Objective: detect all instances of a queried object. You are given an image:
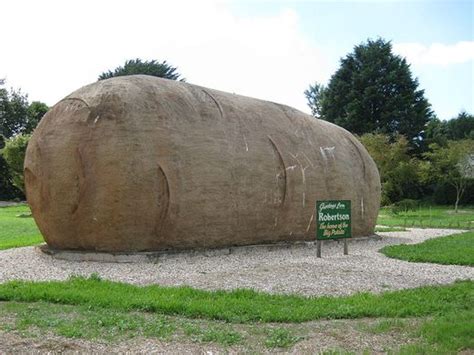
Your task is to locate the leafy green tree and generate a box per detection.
[304,82,326,118]
[0,155,21,199]
[425,111,474,149]
[25,101,49,134]
[0,134,20,199]
[1,134,31,193]
[0,81,48,138]
[359,133,422,205]
[422,140,474,212]
[0,80,47,199]
[0,86,29,138]
[425,111,474,145]
[424,117,449,147]
[322,38,432,148]
[98,59,184,81]
[445,111,474,140]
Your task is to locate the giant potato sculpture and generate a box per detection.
[25,75,381,252]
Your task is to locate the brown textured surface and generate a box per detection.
[24,75,381,252]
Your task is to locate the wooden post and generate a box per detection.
[316,240,322,258]
[343,238,348,255]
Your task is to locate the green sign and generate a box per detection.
[316,200,352,240]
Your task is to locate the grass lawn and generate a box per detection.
[381,231,474,266]
[0,205,42,250]
[377,205,474,229]
[0,277,472,353]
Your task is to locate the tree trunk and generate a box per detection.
[453,180,466,214]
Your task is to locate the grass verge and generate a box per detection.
[0,276,472,323]
[381,231,474,266]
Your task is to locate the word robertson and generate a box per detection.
[318,212,350,222]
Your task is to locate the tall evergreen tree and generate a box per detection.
[321,38,432,147]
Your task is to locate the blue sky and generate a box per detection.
[1,0,473,120]
[232,0,473,120]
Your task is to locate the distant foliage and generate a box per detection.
[0,80,47,199]
[0,152,21,199]
[98,59,185,81]
[304,82,326,118]
[422,140,474,212]
[25,101,49,134]
[390,199,419,215]
[0,86,29,138]
[425,111,474,147]
[0,82,48,139]
[359,133,423,205]
[1,134,31,193]
[320,38,432,149]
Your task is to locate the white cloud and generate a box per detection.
[0,0,329,113]
[394,41,474,66]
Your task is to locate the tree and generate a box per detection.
[1,134,31,193]
[445,111,474,140]
[422,140,474,212]
[0,86,29,138]
[424,116,449,147]
[321,38,432,148]
[0,81,48,138]
[304,82,326,118]
[98,59,185,81]
[424,111,474,151]
[0,80,47,199]
[359,133,422,205]
[0,134,21,199]
[25,101,49,134]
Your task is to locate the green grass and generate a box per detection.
[0,205,42,250]
[396,310,474,354]
[381,231,474,266]
[1,301,175,341]
[361,318,409,334]
[377,205,474,229]
[418,310,474,352]
[264,328,303,348]
[182,322,243,346]
[0,276,472,323]
[0,301,242,346]
[0,277,472,352]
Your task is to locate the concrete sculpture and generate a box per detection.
[25,75,381,252]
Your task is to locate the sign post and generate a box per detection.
[316,200,352,257]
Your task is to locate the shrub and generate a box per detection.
[391,199,419,214]
[1,134,31,193]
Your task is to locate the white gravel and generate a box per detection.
[0,228,472,296]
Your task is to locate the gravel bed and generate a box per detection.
[0,228,472,296]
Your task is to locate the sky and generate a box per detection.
[1,0,473,120]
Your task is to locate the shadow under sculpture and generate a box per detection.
[24,75,381,252]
